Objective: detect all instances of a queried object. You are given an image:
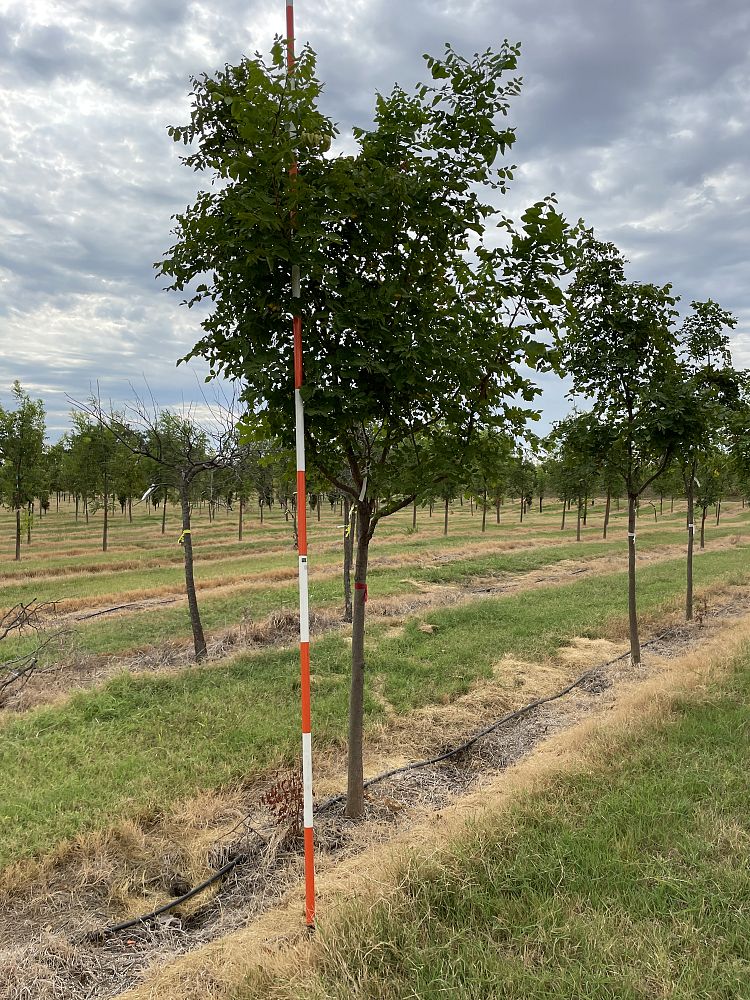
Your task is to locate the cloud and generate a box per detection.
[0,0,748,438]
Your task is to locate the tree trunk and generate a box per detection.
[519,495,524,523]
[259,501,264,524]
[102,483,109,553]
[539,494,543,513]
[603,487,611,539]
[660,495,663,515]
[85,496,89,524]
[128,497,133,523]
[346,503,372,817]
[27,502,32,545]
[343,497,353,623]
[582,493,588,526]
[686,474,695,621]
[15,507,21,561]
[161,491,168,535]
[496,499,500,524]
[75,495,79,522]
[560,502,566,530]
[238,496,244,541]
[715,499,721,526]
[317,496,321,522]
[482,489,487,533]
[179,481,207,661]
[412,501,417,530]
[443,497,449,536]
[576,496,582,542]
[627,493,641,667]
[700,505,707,550]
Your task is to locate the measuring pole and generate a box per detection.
[285,0,315,928]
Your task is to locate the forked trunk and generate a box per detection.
[627,493,641,667]
[179,480,207,661]
[346,502,373,818]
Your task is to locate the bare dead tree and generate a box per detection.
[0,600,62,707]
[72,387,243,662]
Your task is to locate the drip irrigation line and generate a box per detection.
[90,622,682,941]
[314,625,677,815]
[87,844,260,941]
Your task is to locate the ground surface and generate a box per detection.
[0,495,748,998]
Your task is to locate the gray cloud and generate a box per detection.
[0,0,748,436]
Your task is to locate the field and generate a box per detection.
[1,494,749,998]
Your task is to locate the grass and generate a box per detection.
[1,542,750,871]
[241,646,750,1000]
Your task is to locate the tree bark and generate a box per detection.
[179,480,207,661]
[346,502,372,817]
[603,487,611,539]
[343,497,353,623]
[102,484,109,553]
[627,493,641,667]
[686,472,695,621]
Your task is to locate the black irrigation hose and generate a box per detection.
[314,624,677,815]
[91,624,679,940]
[87,850,257,941]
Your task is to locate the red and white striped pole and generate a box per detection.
[285,0,315,928]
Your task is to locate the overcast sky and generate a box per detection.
[1,0,748,437]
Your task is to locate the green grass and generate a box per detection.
[242,648,750,1000]
[1,543,749,871]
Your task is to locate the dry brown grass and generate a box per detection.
[116,609,750,1000]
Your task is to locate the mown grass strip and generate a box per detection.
[248,648,750,999]
[0,544,748,871]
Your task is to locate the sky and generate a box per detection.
[0,0,748,438]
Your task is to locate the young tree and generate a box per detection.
[564,235,688,666]
[159,42,575,815]
[81,398,241,662]
[675,299,742,618]
[0,382,46,560]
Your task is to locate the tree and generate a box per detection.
[81,397,241,662]
[675,299,742,619]
[159,42,575,815]
[0,382,46,560]
[544,412,601,541]
[564,235,688,666]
